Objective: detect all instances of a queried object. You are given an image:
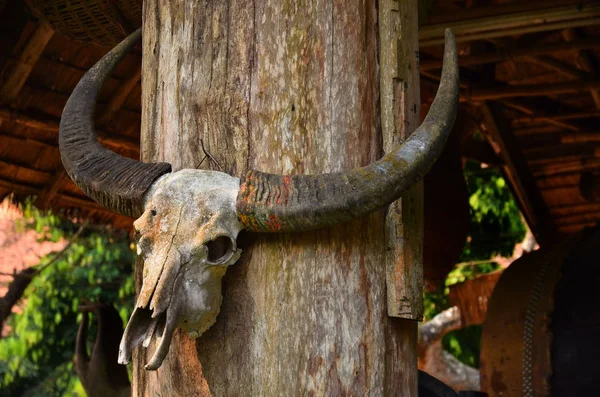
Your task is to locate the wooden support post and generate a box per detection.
[480,102,556,245]
[0,22,54,105]
[135,1,422,395]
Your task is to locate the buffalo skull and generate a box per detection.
[59,28,459,370]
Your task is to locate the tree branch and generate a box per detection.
[418,306,481,391]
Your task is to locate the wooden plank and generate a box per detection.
[381,0,424,321]
[420,37,600,71]
[420,2,600,46]
[480,102,556,245]
[0,22,54,105]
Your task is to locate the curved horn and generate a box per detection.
[59,29,171,218]
[237,28,459,232]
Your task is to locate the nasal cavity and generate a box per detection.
[206,236,234,264]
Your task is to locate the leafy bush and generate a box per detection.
[0,201,134,396]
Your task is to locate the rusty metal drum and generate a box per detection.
[480,226,600,396]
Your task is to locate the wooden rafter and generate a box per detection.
[562,28,600,109]
[513,110,600,126]
[0,176,133,225]
[428,0,587,25]
[480,102,556,245]
[466,79,600,101]
[524,55,588,80]
[99,65,141,125]
[35,169,66,210]
[0,1,32,78]
[0,22,54,105]
[422,69,582,131]
[420,2,600,46]
[532,158,600,177]
[420,38,600,70]
[0,107,140,152]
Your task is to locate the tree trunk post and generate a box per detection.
[135,1,421,395]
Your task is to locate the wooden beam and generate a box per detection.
[35,169,67,210]
[0,107,140,151]
[532,158,600,177]
[558,222,598,234]
[0,175,132,220]
[562,29,600,109]
[498,99,579,132]
[0,22,54,105]
[524,142,600,161]
[99,65,141,125]
[420,2,600,47]
[480,102,556,245]
[548,201,600,216]
[513,110,600,126]
[467,79,600,101]
[422,69,582,132]
[524,55,588,79]
[420,38,600,71]
[0,1,32,78]
[427,0,583,25]
[561,132,600,143]
[554,213,600,226]
[0,158,52,181]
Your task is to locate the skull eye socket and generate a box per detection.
[205,236,236,265]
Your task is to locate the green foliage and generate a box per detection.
[0,200,135,396]
[423,162,527,369]
[461,160,527,261]
[442,326,483,368]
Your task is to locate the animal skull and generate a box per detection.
[58,28,459,370]
[118,170,242,369]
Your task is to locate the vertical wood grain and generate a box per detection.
[137,1,419,395]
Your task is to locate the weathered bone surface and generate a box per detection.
[118,169,242,370]
[59,26,459,371]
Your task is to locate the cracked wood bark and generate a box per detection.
[136,1,419,395]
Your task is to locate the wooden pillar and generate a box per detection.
[135,1,420,395]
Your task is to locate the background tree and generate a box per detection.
[0,200,135,397]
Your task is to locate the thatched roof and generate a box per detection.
[0,0,599,238]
